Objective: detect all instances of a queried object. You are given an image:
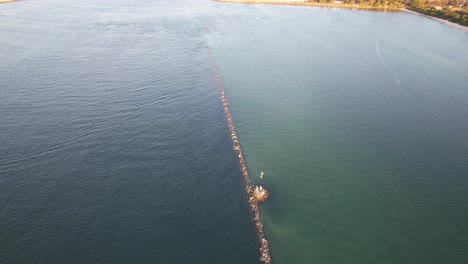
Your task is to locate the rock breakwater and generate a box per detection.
[207,44,272,264]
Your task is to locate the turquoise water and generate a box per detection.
[1,0,468,263]
[208,4,468,264]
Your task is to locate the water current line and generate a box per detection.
[206,32,272,264]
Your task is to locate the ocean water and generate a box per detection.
[1,0,468,264]
[0,1,258,263]
[208,4,468,264]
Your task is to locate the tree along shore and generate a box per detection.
[215,0,468,28]
[215,0,404,10]
[407,6,467,26]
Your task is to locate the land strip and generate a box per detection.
[405,8,468,31]
[214,0,468,30]
[215,0,403,11]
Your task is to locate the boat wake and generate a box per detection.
[375,39,401,86]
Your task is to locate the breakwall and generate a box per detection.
[207,44,272,264]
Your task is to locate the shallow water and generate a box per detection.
[1,0,468,264]
[208,4,468,264]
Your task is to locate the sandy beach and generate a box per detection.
[404,9,468,32]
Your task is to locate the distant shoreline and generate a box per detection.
[403,9,468,32]
[214,0,468,32]
[214,0,403,11]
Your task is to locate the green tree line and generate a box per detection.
[306,0,468,26]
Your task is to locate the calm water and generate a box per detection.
[1,0,468,264]
[208,4,468,264]
[0,1,259,263]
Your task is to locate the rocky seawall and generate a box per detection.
[207,42,272,264]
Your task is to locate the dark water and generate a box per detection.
[0,1,258,263]
[1,0,468,264]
